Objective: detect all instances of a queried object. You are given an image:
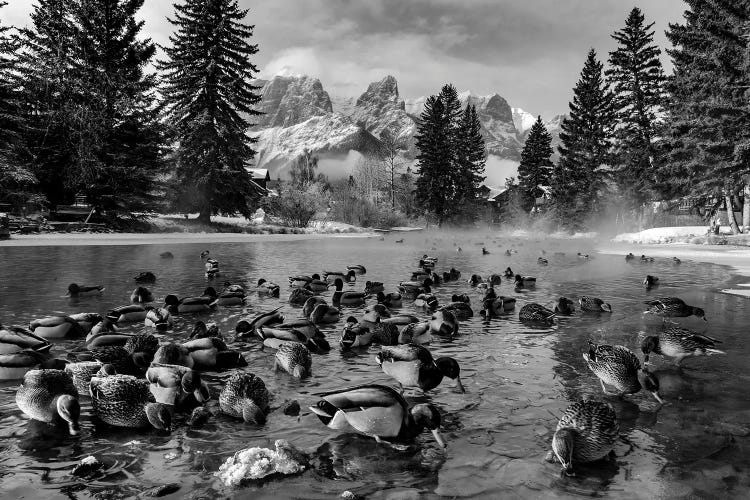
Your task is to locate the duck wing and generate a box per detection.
[377,344,432,364]
[318,384,407,412]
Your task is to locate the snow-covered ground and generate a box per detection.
[612,225,726,244]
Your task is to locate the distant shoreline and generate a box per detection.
[0,231,376,247]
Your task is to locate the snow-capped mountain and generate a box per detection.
[250,74,563,179]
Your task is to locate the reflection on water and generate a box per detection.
[1,235,749,498]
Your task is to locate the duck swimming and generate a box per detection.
[364,281,385,295]
[216,282,246,306]
[644,297,706,320]
[273,341,312,378]
[106,304,149,324]
[442,268,461,282]
[234,307,285,338]
[90,373,172,431]
[377,291,403,308]
[519,303,556,324]
[538,257,548,266]
[310,384,446,448]
[64,361,115,394]
[376,344,464,393]
[333,278,366,306]
[164,288,218,314]
[440,301,473,320]
[625,253,635,262]
[183,337,248,370]
[643,275,659,289]
[429,309,458,336]
[130,286,153,303]
[144,307,172,331]
[256,325,330,353]
[339,318,399,350]
[288,286,315,305]
[398,322,431,344]
[219,371,270,424]
[68,312,104,334]
[29,316,86,339]
[503,267,514,278]
[0,325,54,380]
[324,270,356,284]
[640,327,724,366]
[550,400,619,475]
[514,275,536,289]
[554,297,576,316]
[134,271,156,283]
[308,303,341,325]
[579,296,612,313]
[145,363,209,407]
[413,290,438,310]
[583,341,663,403]
[347,264,367,275]
[66,283,105,298]
[16,369,80,435]
[256,279,280,297]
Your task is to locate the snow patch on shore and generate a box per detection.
[612,226,727,244]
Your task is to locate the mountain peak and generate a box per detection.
[356,75,401,108]
[256,75,333,128]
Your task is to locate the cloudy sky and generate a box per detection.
[3,0,686,118]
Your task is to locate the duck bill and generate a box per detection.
[651,391,665,404]
[68,422,80,436]
[431,429,447,449]
[455,375,465,393]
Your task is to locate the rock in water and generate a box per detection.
[282,399,300,416]
[216,439,308,486]
[72,456,103,478]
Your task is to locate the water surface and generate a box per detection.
[0,235,748,499]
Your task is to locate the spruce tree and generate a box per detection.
[160,0,263,223]
[552,49,614,228]
[606,7,666,217]
[658,0,750,233]
[517,116,553,212]
[415,96,452,225]
[454,103,486,221]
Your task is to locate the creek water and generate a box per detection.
[0,235,747,499]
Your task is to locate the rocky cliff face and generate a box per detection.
[254,75,333,128]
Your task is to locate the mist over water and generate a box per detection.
[0,233,747,498]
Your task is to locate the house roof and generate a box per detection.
[245,168,270,181]
[486,186,508,201]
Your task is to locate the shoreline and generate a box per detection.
[597,241,750,298]
[0,231,376,247]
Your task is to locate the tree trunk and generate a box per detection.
[743,183,750,232]
[725,193,740,234]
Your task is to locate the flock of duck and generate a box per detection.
[0,246,726,477]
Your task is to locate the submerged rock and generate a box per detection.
[282,399,300,416]
[215,439,309,487]
[72,455,103,478]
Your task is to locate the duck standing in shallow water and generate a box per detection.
[579,296,612,313]
[644,297,706,320]
[310,384,446,448]
[549,399,619,475]
[16,369,80,435]
[640,327,724,366]
[376,344,464,393]
[219,371,270,424]
[66,283,105,298]
[583,341,663,403]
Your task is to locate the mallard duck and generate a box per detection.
[503,267,513,278]
[339,318,399,350]
[442,268,461,282]
[644,297,706,320]
[152,343,193,368]
[164,288,218,313]
[382,314,419,326]
[134,271,156,283]
[333,278,366,306]
[468,274,484,287]
[65,361,115,394]
[307,276,329,293]
[395,238,404,243]
[235,307,285,338]
[348,264,367,275]
[146,363,209,407]
[0,325,51,355]
[377,291,403,308]
[550,400,619,475]
[519,303,556,324]
[217,282,246,306]
[429,309,458,336]
[504,249,512,256]
[362,303,392,324]
[538,257,548,266]
[583,341,663,403]
[440,302,473,320]
[273,319,321,341]
[324,270,356,284]
[16,369,80,435]
[643,275,659,290]
[204,259,220,278]
[66,283,105,298]
[67,313,104,334]
[256,326,330,353]
[302,297,327,318]
[273,341,312,378]
[85,319,133,348]
[218,371,270,424]
[514,274,536,289]
[482,247,490,255]
[144,307,172,331]
[72,334,159,376]
[288,274,316,288]
[413,291,438,310]
[486,274,501,286]
[451,294,470,305]
[641,327,724,366]
[160,251,174,259]
[310,384,445,448]
[190,320,222,340]
[625,253,635,262]
[106,304,149,324]
[256,279,280,297]
[364,281,385,295]
[554,297,576,316]
[0,349,57,381]
[398,278,433,298]
[398,322,431,344]
[672,257,681,265]
[130,286,153,303]
[289,287,315,305]
[579,296,612,313]
[480,295,508,318]
[182,337,247,370]
[640,255,654,263]
[0,326,55,380]
[419,255,438,268]
[309,303,341,325]
[376,344,464,392]
[90,374,171,430]
[577,253,590,260]
[29,316,85,339]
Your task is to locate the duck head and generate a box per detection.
[410,403,446,448]
[430,310,458,336]
[131,286,153,302]
[97,363,117,376]
[435,357,464,393]
[363,304,391,323]
[145,402,172,431]
[640,335,659,365]
[57,394,81,436]
[202,287,218,300]
[638,369,663,403]
[551,428,575,475]
[339,317,362,351]
[200,250,209,259]
[333,278,345,291]
[67,283,81,296]
[191,321,207,339]
[599,302,612,313]
[691,306,707,321]
[164,294,180,310]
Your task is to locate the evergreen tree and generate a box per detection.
[657,0,750,233]
[160,0,263,223]
[517,116,553,212]
[454,103,486,221]
[551,49,614,228]
[414,96,453,225]
[606,7,666,217]
[0,1,40,211]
